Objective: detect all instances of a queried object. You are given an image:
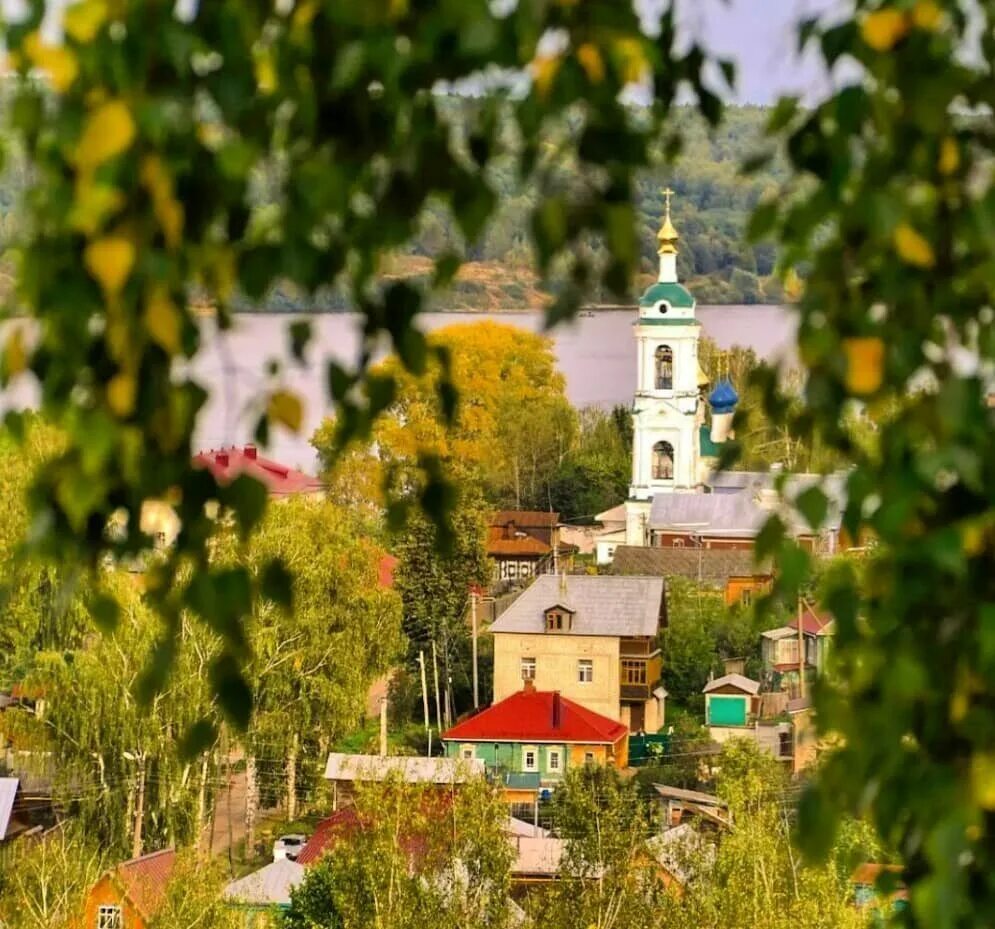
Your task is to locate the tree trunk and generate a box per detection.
[195,754,209,854]
[132,756,146,859]
[245,753,258,855]
[286,733,299,821]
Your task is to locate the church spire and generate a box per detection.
[656,188,679,283]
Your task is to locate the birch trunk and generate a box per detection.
[195,754,209,854]
[245,753,258,854]
[286,733,299,821]
[132,756,146,859]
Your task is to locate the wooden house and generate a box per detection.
[84,848,176,929]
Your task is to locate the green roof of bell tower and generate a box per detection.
[638,281,695,309]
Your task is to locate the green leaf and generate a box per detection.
[178,718,218,761]
[754,514,786,560]
[210,654,253,731]
[223,474,268,539]
[796,783,838,862]
[88,592,120,633]
[289,320,311,364]
[261,558,293,612]
[795,485,828,531]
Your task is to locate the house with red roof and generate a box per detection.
[84,847,176,929]
[760,600,835,685]
[193,445,324,497]
[487,510,576,584]
[441,683,628,814]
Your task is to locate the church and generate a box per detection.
[617,192,846,556]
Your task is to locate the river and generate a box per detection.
[3,305,796,470]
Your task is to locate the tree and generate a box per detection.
[148,851,241,929]
[281,777,514,929]
[0,825,105,929]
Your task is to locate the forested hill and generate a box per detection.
[0,104,784,310]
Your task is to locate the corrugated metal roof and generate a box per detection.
[0,778,18,840]
[224,859,305,906]
[509,835,566,876]
[702,673,760,695]
[323,753,484,784]
[611,545,766,582]
[488,574,664,638]
[112,848,176,920]
[491,511,559,528]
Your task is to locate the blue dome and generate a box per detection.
[709,379,739,413]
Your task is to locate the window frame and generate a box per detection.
[652,440,675,481]
[460,744,476,761]
[655,345,674,391]
[621,659,647,685]
[97,905,123,929]
[578,659,594,683]
[547,748,562,772]
[522,746,538,772]
[520,656,536,681]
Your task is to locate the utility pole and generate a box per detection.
[132,753,146,860]
[432,640,443,732]
[797,597,807,700]
[418,650,430,736]
[379,696,388,757]
[471,590,480,710]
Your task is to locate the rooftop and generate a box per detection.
[611,545,767,583]
[109,848,176,920]
[442,689,628,745]
[323,753,484,784]
[703,673,760,695]
[489,574,665,638]
[788,602,835,635]
[193,445,324,496]
[490,510,559,529]
[223,859,305,906]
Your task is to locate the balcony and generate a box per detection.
[619,652,662,702]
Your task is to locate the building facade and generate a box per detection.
[489,574,666,731]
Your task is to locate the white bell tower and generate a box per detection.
[625,189,704,545]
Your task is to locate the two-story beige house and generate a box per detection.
[489,575,667,732]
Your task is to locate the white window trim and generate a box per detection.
[578,659,593,684]
[547,748,562,772]
[460,744,475,760]
[522,746,538,772]
[521,657,536,681]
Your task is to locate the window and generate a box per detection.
[652,441,675,480]
[523,747,538,772]
[655,345,674,390]
[521,657,536,681]
[740,588,753,606]
[97,906,122,929]
[460,744,475,760]
[622,659,647,685]
[545,608,572,632]
[584,752,595,764]
[548,749,562,772]
[672,537,685,548]
[578,659,593,683]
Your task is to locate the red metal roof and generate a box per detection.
[490,510,559,529]
[193,445,324,496]
[486,527,551,557]
[788,603,834,635]
[442,689,627,745]
[296,808,362,865]
[112,848,176,919]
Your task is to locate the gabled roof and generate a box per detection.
[224,859,305,906]
[109,848,176,920]
[702,673,760,695]
[441,689,628,745]
[489,574,665,638]
[652,784,725,808]
[323,753,484,784]
[193,445,323,496]
[490,510,559,529]
[788,603,834,635]
[296,808,363,866]
[0,778,18,840]
[611,545,767,583]
[595,504,627,525]
[486,527,551,557]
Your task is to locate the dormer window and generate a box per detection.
[544,605,574,632]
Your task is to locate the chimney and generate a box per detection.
[552,691,562,729]
[244,443,258,460]
[216,451,229,468]
[523,679,536,695]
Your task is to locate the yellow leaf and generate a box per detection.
[842,337,885,396]
[84,236,136,296]
[145,288,182,355]
[107,372,136,417]
[861,9,909,51]
[972,753,995,809]
[254,50,277,96]
[4,328,27,377]
[912,0,943,30]
[70,180,125,235]
[78,100,136,172]
[64,0,109,43]
[141,156,184,249]
[24,33,79,93]
[612,38,649,85]
[531,55,561,99]
[894,223,936,268]
[939,136,960,175]
[961,520,986,556]
[268,390,303,433]
[577,43,605,84]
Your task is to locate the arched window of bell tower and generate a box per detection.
[652,441,675,480]
[655,345,673,391]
